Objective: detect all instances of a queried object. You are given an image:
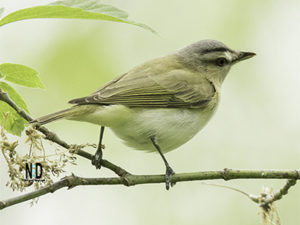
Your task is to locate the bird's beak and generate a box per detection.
[234,51,256,63]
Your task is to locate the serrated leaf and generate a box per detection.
[0,63,45,89]
[0,82,29,136]
[0,0,156,34]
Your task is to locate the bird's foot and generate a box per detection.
[165,166,175,190]
[92,150,102,169]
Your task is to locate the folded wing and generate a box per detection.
[69,56,216,108]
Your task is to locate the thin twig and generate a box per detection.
[260,179,297,209]
[0,88,32,122]
[0,169,300,210]
[201,179,297,207]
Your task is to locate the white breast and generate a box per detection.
[73,99,218,153]
[110,106,217,152]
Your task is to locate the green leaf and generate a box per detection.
[0,82,29,112]
[0,63,45,89]
[0,0,156,34]
[0,82,29,136]
[0,8,4,17]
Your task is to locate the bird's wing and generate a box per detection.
[69,56,216,108]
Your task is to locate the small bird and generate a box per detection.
[32,40,255,189]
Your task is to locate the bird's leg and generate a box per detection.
[92,126,105,169]
[150,136,175,190]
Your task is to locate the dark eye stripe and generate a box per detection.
[202,58,231,65]
[215,57,229,67]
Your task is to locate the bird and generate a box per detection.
[32,39,256,189]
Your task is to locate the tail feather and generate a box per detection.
[31,107,81,125]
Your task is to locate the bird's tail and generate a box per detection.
[30,106,86,125]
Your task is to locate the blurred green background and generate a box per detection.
[1,0,300,224]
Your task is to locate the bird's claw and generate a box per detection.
[92,151,102,169]
[165,166,175,190]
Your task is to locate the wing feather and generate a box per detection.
[69,56,216,108]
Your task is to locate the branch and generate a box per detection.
[0,87,299,212]
[0,87,130,177]
[259,179,297,209]
[0,169,299,210]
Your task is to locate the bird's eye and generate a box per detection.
[215,57,228,67]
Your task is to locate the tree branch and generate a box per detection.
[0,87,130,177]
[0,87,299,212]
[0,169,299,210]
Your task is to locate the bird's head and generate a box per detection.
[177,39,256,86]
